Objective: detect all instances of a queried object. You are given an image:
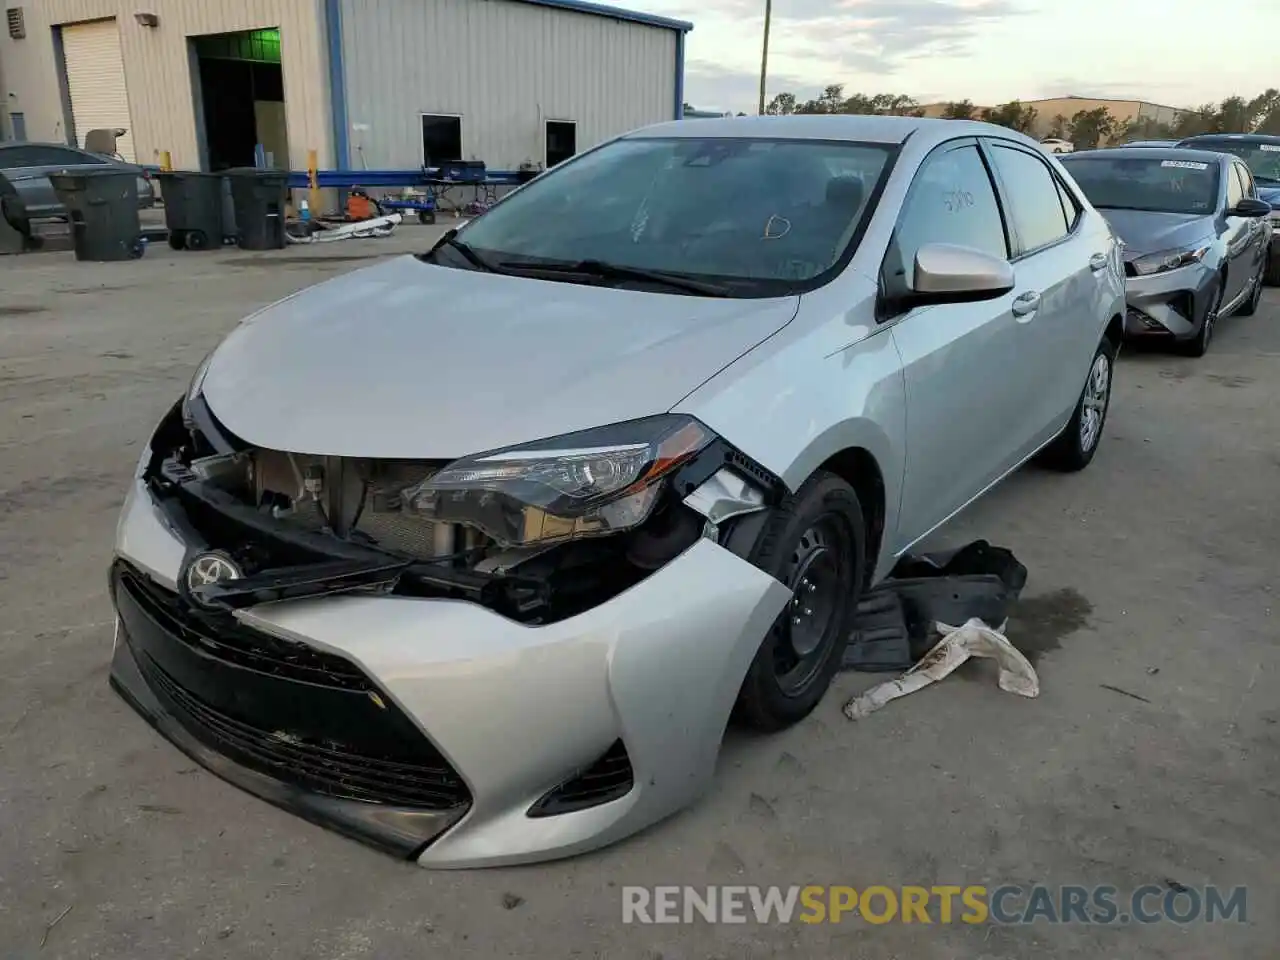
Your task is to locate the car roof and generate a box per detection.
[629,114,1040,148]
[1180,132,1280,144]
[1063,146,1228,164]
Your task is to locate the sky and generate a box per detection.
[597,0,1280,115]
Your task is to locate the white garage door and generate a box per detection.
[61,19,136,162]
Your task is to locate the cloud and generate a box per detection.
[683,61,810,114]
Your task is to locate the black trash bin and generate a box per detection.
[156,171,226,251]
[224,168,289,250]
[48,168,144,262]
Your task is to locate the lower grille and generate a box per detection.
[113,561,471,813]
[139,655,468,809]
[119,566,368,690]
[528,739,634,817]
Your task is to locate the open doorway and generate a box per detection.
[545,120,577,168]
[191,29,289,171]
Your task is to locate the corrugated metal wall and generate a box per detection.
[339,0,677,170]
[0,0,333,169]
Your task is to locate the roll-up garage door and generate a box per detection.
[61,19,136,162]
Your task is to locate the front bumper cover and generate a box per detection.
[1122,261,1217,339]
[110,475,790,867]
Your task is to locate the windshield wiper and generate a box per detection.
[422,229,497,272]
[496,258,730,296]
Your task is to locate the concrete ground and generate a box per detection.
[1,227,1276,959]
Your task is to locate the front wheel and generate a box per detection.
[733,472,865,732]
[1040,337,1116,472]
[1181,279,1222,358]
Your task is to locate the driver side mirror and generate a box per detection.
[902,243,1015,309]
[1231,197,1273,218]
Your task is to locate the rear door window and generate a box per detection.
[987,143,1071,254]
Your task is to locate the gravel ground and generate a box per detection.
[1,227,1276,959]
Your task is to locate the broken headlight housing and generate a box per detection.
[402,415,714,547]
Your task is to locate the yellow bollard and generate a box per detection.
[308,149,319,213]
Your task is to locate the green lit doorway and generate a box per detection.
[191,29,289,171]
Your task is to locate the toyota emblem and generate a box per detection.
[184,551,243,603]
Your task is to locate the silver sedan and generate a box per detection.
[110,115,1125,868]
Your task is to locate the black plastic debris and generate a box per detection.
[843,540,1028,672]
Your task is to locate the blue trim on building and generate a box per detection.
[510,0,692,33]
[324,0,350,169]
[674,30,685,119]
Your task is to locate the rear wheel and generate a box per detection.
[184,229,209,251]
[1238,263,1264,317]
[734,472,865,732]
[167,230,186,250]
[1040,336,1116,472]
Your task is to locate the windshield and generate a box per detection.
[1062,156,1220,214]
[444,136,895,296]
[1186,140,1280,184]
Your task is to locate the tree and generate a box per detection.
[941,100,977,120]
[1047,114,1069,140]
[1066,107,1115,148]
[980,100,1038,134]
[765,92,797,115]
[1117,116,1174,143]
[1172,104,1220,138]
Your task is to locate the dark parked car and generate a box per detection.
[1061,146,1272,356]
[1178,133,1280,284]
[0,141,155,220]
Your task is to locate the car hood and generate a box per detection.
[1099,209,1216,258]
[199,255,799,459]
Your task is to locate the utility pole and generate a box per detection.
[757,0,772,115]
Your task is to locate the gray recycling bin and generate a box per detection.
[224,168,289,250]
[48,168,144,261]
[156,171,227,250]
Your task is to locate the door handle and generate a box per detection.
[1012,291,1041,317]
[1089,252,1109,272]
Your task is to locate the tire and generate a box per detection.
[418,210,436,225]
[1265,252,1280,287]
[1180,277,1223,358]
[128,237,146,260]
[184,229,209,251]
[733,472,866,732]
[167,230,186,250]
[1040,336,1116,472]
[1237,262,1264,317]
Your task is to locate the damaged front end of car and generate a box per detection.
[142,390,786,621]
[110,383,798,865]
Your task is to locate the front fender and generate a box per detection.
[675,311,906,582]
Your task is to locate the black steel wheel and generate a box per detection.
[733,472,865,732]
[184,229,209,251]
[167,230,186,250]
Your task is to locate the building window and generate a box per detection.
[421,114,463,166]
[546,120,576,168]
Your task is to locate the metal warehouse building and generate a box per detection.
[0,0,692,174]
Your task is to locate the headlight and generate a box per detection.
[402,415,715,547]
[1130,244,1211,276]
